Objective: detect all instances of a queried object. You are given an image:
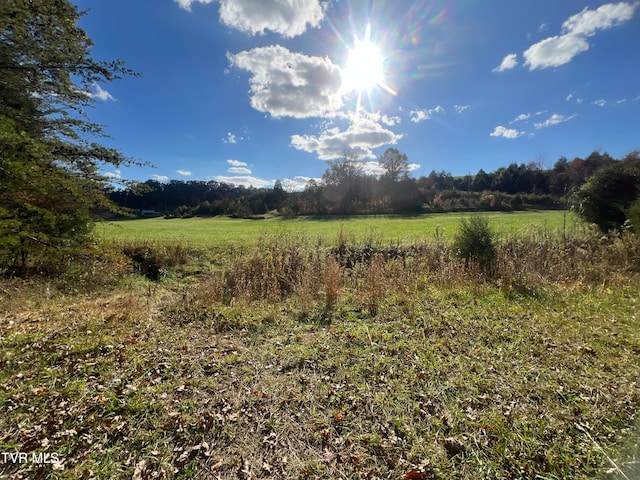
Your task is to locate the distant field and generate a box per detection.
[95,210,584,247]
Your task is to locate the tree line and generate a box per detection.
[107,149,632,219]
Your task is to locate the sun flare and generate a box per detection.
[340,25,385,93]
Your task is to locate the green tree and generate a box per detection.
[321,152,366,213]
[0,0,138,272]
[574,152,640,232]
[453,214,497,275]
[378,147,409,182]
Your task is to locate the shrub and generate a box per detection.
[453,215,497,275]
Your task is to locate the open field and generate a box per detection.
[2,216,640,479]
[95,211,582,248]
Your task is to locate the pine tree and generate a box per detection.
[0,0,138,273]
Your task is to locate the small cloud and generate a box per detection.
[616,98,627,104]
[228,167,252,174]
[593,99,607,107]
[454,104,470,114]
[226,159,251,174]
[534,113,577,129]
[492,53,518,72]
[227,159,249,168]
[214,175,274,188]
[222,129,248,144]
[176,169,192,176]
[410,106,444,123]
[566,93,574,101]
[490,125,524,139]
[510,113,531,124]
[223,132,237,144]
[281,176,320,192]
[380,114,401,126]
[104,169,122,179]
[524,34,590,70]
[90,83,116,102]
[174,0,214,11]
[151,175,169,182]
[538,23,549,33]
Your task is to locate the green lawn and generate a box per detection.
[95,210,583,247]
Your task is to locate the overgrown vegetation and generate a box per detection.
[2,224,640,479]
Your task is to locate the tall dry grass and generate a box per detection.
[163,228,639,324]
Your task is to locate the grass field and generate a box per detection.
[95,211,583,248]
[3,211,640,479]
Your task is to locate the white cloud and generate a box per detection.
[104,169,122,179]
[219,0,326,38]
[228,167,252,174]
[562,2,637,36]
[593,99,607,107]
[151,175,169,182]
[523,34,590,70]
[281,176,319,192]
[454,104,471,114]
[90,83,116,101]
[523,2,638,70]
[214,175,274,188]
[290,116,403,160]
[534,113,577,129]
[380,114,401,126]
[227,159,248,167]
[174,0,215,11]
[176,169,193,176]
[410,106,444,123]
[228,45,343,119]
[490,126,524,139]
[510,113,531,123]
[492,53,518,72]
[616,98,627,104]
[223,132,237,144]
[346,110,400,127]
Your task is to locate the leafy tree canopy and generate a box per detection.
[574,152,640,232]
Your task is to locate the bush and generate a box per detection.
[453,215,497,275]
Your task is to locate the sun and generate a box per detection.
[340,24,385,93]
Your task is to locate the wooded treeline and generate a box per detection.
[109,149,626,218]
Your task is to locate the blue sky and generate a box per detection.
[74,0,640,190]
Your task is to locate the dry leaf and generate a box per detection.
[403,469,426,480]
